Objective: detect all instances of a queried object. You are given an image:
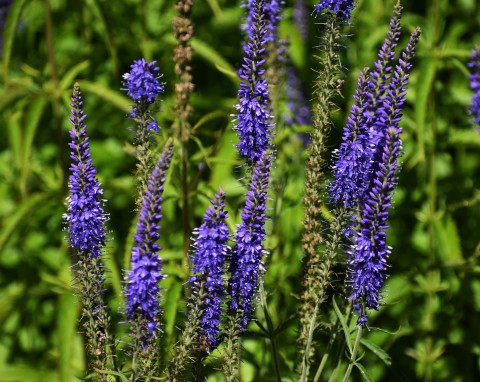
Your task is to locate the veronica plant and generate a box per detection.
[65,84,116,381]
[124,143,173,378]
[297,3,351,378]
[235,0,273,164]
[224,151,273,382]
[469,46,480,129]
[122,59,165,208]
[165,189,230,381]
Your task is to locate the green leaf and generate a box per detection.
[84,0,119,76]
[57,291,78,382]
[60,61,91,91]
[2,0,27,84]
[20,96,48,195]
[333,296,353,354]
[191,38,239,85]
[0,193,45,250]
[360,338,392,366]
[163,279,183,341]
[354,362,373,382]
[191,110,229,133]
[78,80,130,110]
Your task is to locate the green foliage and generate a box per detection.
[1,0,480,381]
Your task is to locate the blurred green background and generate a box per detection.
[1,0,480,381]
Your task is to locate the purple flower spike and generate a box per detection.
[235,0,273,163]
[228,151,272,330]
[329,69,372,207]
[314,0,355,20]
[125,144,174,338]
[123,59,164,104]
[190,190,230,348]
[469,47,480,128]
[348,127,401,323]
[65,84,107,258]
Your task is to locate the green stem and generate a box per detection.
[313,319,339,382]
[223,313,241,382]
[262,294,282,382]
[342,326,363,382]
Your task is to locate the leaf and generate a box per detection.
[360,338,392,366]
[2,0,27,84]
[414,57,437,166]
[191,110,229,132]
[163,279,183,340]
[20,96,47,195]
[0,193,44,250]
[354,362,373,382]
[60,61,91,91]
[84,0,119,76]
[190,38,239,85]
[78,80,130,110]
[57,291,78,382]
[333,296,353,354]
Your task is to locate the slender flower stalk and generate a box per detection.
[224,151,273,382]
[297,9,347,379]
[124,143,173,378]
[172,0,195,262]
[469,47,480,129]
[235,0,273,163]
[65,84,115,381]
[122,58,165,208]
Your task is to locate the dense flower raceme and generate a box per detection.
[228,152,272,329]
[329,7,420,322]
[469,47,480,128]
[347,127,401,326]
[293,0,308,41]
[124,144,173,338]
[122,58,164,131]
[314,0,355,20]
[65,84,107,258]
[235,0,273,163]
[189,190,230,348]
[329,4,403,208]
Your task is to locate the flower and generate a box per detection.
[125,144,173,338]
[228,151,272,329]
[328,4,421,324]
[314,0,355,20]
[189,190,230,348]
[468,47,480,128]
[65,84,107,258]
[122,59,164,104]
[347,127,401,324]
[235,0,273,163]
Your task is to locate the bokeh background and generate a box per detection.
[1,0,480,380]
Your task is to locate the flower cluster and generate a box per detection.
[329,3,421,324]
[228,151,272,329]
[123,59,164,132]
[189,190,230,348]
[65,84,107,258]
[235,0,273,163]
[469,47,480,128]
[314,0,355,20]
[124,144,173,338]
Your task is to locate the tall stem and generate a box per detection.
[342,326,363,382]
